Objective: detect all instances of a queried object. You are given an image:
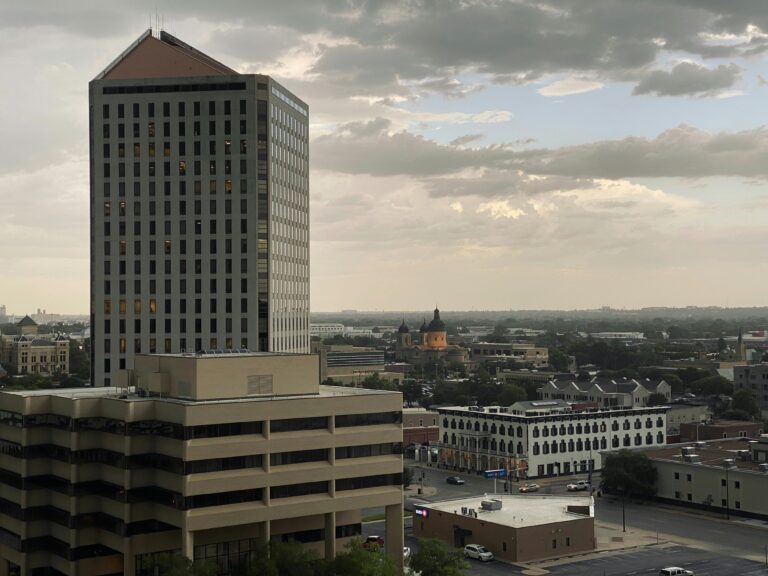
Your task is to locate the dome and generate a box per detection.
[398,319,410,334]
[427,308,446,332]
[419,319,428,333]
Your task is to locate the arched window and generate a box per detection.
[499,440,506,452]
[443,433,448,443]
[490,423,497,434]
[634,434,642,446]
[550,425,557,436]
[645,418,653,429]
[559,425,566,435]
[575,423,583,434]
[499,425,506,436]
[490,439,497,451]
[600,422,607,433]
[623,435,631,447]
[623,421,630,431]
[451,433,457,445]
[460,436,465,447]
[450,419,457,429]
[458,420,465,430]
[576,439,583,451]
[567,424,575,434]
[474,422,480,432]
[517,426,524,437]
[533,443,540,456]
[443,418,449,428]
[656,417,664,427]
[657,432,664,443]
[543,442,550,455]
[517,442,524,455]
[551,441,558,454]
[542,426,550,437]
[568,439,575,452]
[612,437,620,448]
[592,423,599,433]
[600,438,607,449]
[645,433,653,445]
[533,427,540,438]
[634,419,642,430]
[481,438,489,450]
[482,422,489,432]
[559,440,567,453]
[612,421,619,431]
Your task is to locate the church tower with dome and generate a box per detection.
[393,308,469,368]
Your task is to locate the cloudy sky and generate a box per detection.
[3,0,768,314]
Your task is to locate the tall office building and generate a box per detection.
[90,30,310,386]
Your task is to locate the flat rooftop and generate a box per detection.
[641,439,764,472]
[1,385,398,405]
[420,494,592,528]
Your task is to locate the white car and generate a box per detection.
[464,544,494,562]
[659,568,694,576]
[567,480,591,491]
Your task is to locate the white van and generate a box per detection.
[659,568,693,576]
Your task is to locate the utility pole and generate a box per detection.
[622,492,626,533]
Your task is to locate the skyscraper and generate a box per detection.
[90,30,310,386]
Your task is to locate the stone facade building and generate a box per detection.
[0,316,69,376]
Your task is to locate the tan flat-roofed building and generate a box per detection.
[413,494,594,562]
[0,352,404,576]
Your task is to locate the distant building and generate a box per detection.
[413,494,594,562]
[0,315,69,375]
[470,342,549,368]
[588,332,646,341]
[0,352,404,574]
[0,304,7,324]
[437,400,667,478]
[733,364,768,410]
[312,342,401,386]
[310,323,346,338]
[538,376,671,408]
[640,436,768,519]
[403,407,439,445]
[394,309,469,370]
[679,420,763,443]
[666,404,711,436]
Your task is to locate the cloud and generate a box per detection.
[632,62,742,97]
[538,77,604,97]
[477,200,526,220]
[450,134,484,147]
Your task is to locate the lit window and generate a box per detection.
[134,299,141,314]
[148,122,155,137]
[119,300,126,315]
[104,202,111,216]
[149,299,157,314]
[104,300,112,314]
[179,161,187,176]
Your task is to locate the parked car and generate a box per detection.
[463,544,494,562]
[446,476,465,485]
[659,568,694,576]
[363,535,384,550]
[567,480,591,491]
[519,483,540,493]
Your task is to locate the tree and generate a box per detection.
[265,540,320,576]
[689,375,732,396]
[325,540,395,576]
[600,450,658,499]
[548,348,571,372]
[497,383,527,406]
[646,393,668,407]
[145,553,217,576]
[68,339,90,380]
[661,373,684,394]
[403,466,414,488]
[409,539,468,576]
[731,389,760,418]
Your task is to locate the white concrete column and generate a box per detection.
[182,528,194,561]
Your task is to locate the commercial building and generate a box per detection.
[641,436,768,519]
[403,408,439,446]
[678,420,763,443]
[437,400,667,478]
[0,352,404,575]
[90,29,310,387]
[538,376,671,408]
[413,494,594,562]
[311,342,387,384]
[665,404,711,437]
[0,316,69,376]
[470,343,549,368]
[734,364,768,410]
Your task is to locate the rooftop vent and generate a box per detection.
[481,499,503,511]
[759,463,768,473]
[683,454,700,463]
[681,446,695,456]
[738,450,751,462]
[723,458,736,469]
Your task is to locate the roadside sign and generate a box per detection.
[483,469,507,479]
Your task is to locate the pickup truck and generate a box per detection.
[566,480,591,491]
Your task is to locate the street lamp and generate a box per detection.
[724,463,730,520]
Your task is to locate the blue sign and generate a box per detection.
[483,469,507,479]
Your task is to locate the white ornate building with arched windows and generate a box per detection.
[437,400,667,479]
